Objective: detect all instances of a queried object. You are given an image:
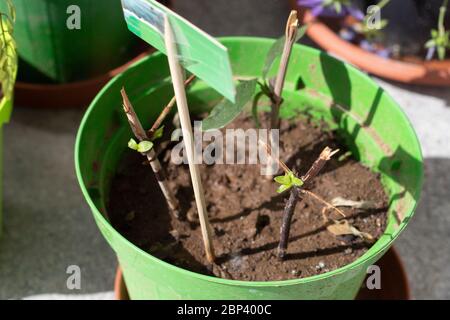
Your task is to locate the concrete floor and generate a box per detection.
[1,0,450,300]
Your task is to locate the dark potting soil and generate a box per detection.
[107,115,388,281]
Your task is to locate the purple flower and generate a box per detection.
[339,27,357,41]
[360,40,391,58]
[297,0,364,20]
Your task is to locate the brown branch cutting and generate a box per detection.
[121,88,180,216]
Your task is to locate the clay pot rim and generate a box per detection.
[14,51,151,108]
[15,51,148,90]
[291,1,450,86]
[113,247,411,300]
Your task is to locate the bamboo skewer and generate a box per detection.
[164,16,215,263]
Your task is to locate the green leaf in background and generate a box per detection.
[137,140,154,153]
[262,25,307,80]
[438,45,446,60]
[0,0,17,99]
[262,36,286,80]
[201,79,258,131]
[425,0,450,61]
[296,25,307,41]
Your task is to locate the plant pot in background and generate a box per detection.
[12,0,169,108]
[75,37,423,299]
[291,0,450,86]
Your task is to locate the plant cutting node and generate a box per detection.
[276,146,339,260]
[120,87,180,216]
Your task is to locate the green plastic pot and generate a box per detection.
[75,37,423,299]
[13,0,139,83]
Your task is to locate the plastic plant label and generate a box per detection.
[121,0,236,102]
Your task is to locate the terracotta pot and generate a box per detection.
[291,0,450,86]
[14,51,151,109]
[114,248,410,300]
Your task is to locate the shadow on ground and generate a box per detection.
[0,107,116,299]
[396,157,450,300]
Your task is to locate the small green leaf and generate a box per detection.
[152,125,165,141]
[263,36,286,79]
[274,174,291,185]
[275,171,303,193]
[262,26,306,80]
[201,79,258,131]
[137,141,154,153]
[291,176,304,187]
[128,138,139,151]
[277,184,292,194]
[296,25,307,42]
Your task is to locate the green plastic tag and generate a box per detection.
[121,0,236,102]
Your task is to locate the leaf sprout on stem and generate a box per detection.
[259,140,345,260]
[121,88,180,217]
[425,0,450,60]
[200,11,307,132]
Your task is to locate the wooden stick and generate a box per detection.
[164,16,215,263]
[270,10,299,129]
[148,74,196,138]
[277,186,300,260]
[120,88,180,216]
[266,11,299,178]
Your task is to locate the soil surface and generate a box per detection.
[107,115,388,281]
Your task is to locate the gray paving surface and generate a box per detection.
[1,0,449,300]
